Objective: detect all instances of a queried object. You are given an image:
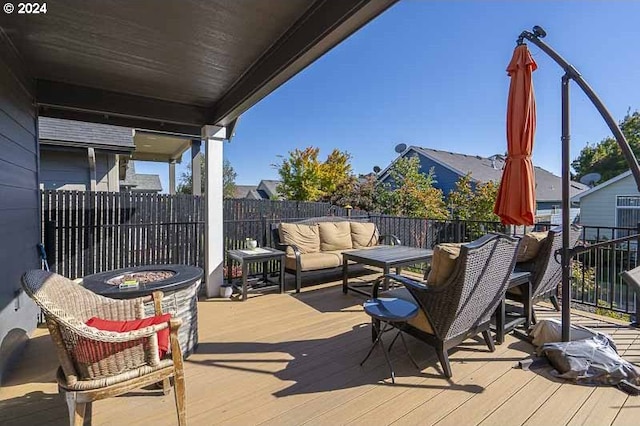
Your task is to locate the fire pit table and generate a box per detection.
[82,264,203,357]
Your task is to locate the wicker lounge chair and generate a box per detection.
[506,225,582,325]
[21,270,186,426]
[373,234,519,378]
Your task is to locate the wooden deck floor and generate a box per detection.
[1,269,640,425]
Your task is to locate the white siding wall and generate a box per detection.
[579,174,639,240]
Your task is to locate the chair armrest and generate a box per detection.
[276,242,302,256]
[80,320,170,343]
[372,273,437,298]
[379,234,401,245]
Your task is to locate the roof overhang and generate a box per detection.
[570,170,632,203]
[1,0,398,137]
[132,131,192,163]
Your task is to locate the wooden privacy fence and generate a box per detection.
[42,190,206,279]
[41,193,365,279]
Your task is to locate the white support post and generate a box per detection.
[202,125,226,297]
[169,160,176,195]
[191,139,202,196]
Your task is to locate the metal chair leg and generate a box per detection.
[387,329,401,352]
[399,331,420,371]
[361,321,396,383]
[361,322,385,367]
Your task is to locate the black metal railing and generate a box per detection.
[571,225,639,321]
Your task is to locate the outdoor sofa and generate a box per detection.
[272,216,400,293]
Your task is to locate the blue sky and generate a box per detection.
[137,0,640,190]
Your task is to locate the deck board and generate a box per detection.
[1,271,639,426]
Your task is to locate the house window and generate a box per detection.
[616,196,640,232]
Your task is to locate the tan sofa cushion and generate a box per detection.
[426,243,463,286]
[350,222,379,249]
[380,288,433,334]
[285,252,342,271]
[279,223,320,256]
[318,222,353,251]
[516,231,548,262]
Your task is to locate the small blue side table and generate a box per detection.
[361,297,420,383]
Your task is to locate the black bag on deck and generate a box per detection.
[541,335,640,395]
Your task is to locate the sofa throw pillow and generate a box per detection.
[516,231,548,262]
[85,313,171,359]
[426,243,463,286]
[279,223,320,256]
[318,221,353,251]
[350,222,379,248]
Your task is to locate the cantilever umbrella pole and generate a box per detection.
[518,26,640,342]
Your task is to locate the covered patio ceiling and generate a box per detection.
[132,131,192,163]
[0,0,399,136]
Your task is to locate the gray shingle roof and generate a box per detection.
[120,162,162,192]
[39,117,134,151]
[258,180,281,198]
[129,174,162,192]
[410,146,588,202]
[231,181,281,199]
[233,185,258,199]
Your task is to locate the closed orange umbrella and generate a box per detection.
[494,44,538,225]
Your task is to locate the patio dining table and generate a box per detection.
[342,245,434,296]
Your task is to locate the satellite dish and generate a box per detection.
[579,172,602,187]
[373,166,381,173]
[394,143,407,153]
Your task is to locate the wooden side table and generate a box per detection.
[227,247,286,301]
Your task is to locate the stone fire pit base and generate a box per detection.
[82,264,204,357]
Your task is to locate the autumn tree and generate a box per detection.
[177,159,237,198]
[572,110,640,183]
[275,147,352,201]
[448,174,500,221]
[376,157,447,219]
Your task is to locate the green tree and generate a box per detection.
[448,174,500,221]
[376,157,447,219]
[322,174,379,212]
[275,147,352,201]
[177,159,237,198]
[572,110,640,183]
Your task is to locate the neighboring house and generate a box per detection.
[379,146,588,216]
[38,117,188,193]
[39,117,134,191]
[232,180,282,200]
[120,162,163,193]
[571,170,640,240]
[233,185,259,199]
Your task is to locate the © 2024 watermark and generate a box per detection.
[4,2,47,14]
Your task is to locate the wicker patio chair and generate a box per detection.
[372,234,519,378]
[506,225,582,325]
[21,270,186,426]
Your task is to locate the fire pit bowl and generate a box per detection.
[82,264,203,357]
